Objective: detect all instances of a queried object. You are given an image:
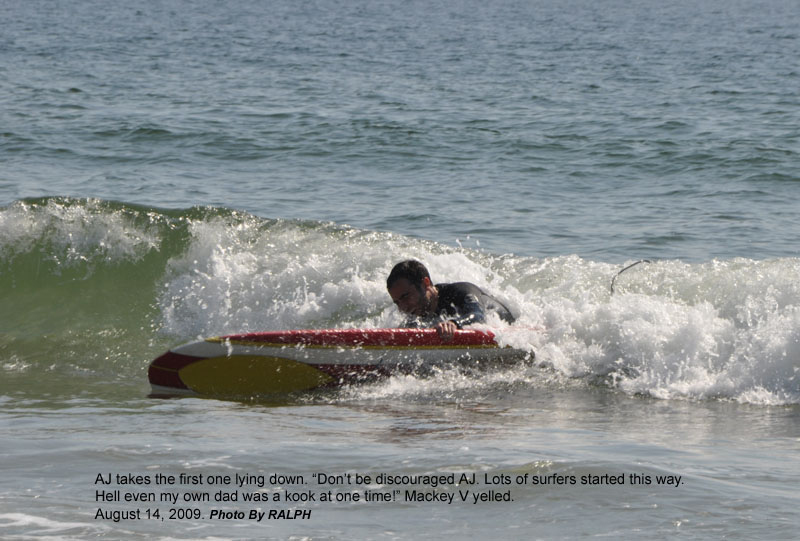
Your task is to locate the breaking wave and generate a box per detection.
[2,197,798,405]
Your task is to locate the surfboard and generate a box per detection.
[148,328,527,396]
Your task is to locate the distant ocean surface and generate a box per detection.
[1,0,798,539]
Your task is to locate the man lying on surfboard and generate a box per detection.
[387,260,516,341]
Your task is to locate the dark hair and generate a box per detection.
[386,260,431,290]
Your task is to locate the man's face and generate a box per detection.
[388,278,433,317]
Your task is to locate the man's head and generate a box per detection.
[387,260,437,317]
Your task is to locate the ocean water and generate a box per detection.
[1,0,799,539]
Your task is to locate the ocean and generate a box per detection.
[1,0,798,539]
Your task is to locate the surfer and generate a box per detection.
[387,260,515,341]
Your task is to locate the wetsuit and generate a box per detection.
[406,282,515,329]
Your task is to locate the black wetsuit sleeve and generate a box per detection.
[435,282,516,327]
[435,283,491,328]
[448,293,486,328]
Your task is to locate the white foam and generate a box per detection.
[518,258,800,405]
[2,355,31,373]
[337,362,544,402]
[0,512,106,539]
[0,199,160,265]
[159,218,397,336]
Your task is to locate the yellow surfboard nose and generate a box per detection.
[179,355,334,395]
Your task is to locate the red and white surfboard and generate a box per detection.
[148,328,527,396]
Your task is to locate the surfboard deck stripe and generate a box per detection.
[213,328,499,347]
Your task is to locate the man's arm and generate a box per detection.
[435,293,486,341]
